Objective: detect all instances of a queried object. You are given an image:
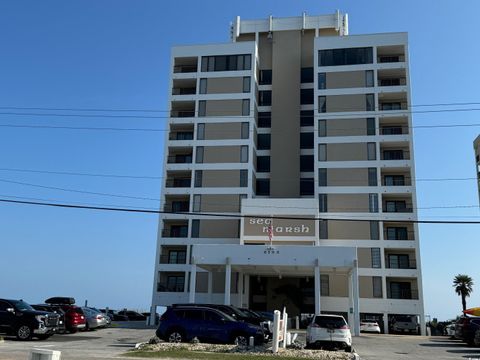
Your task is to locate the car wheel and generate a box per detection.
[233,334,248,346]
[16,325,32,340]
[85,322,90,331]
[167,330,183,343]
[345,345,352,353]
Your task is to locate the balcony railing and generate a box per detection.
[173,65,197,73]
[167,155,192,164]
[157,282,185,292]
[384,230,415,241]
[386,259,417,269]
[382,177,411,186]
[388,289,418,300]
[379,78,406,87]
[172,88,196,95]
[163,202,189,213]
[165,178,191,188]
[169,132,194,141]
[159,255,187,264]
[378,55,404,63]
[162,228,188,238]
[381,151,410,160]
[380,102,408,111]
[171,110,195,118]
[383,206,413,213]
[380,127,407,135]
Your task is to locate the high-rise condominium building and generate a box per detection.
[151,12,425,335]
[474,135,480,202]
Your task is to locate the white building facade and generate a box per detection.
[151,13,425,335]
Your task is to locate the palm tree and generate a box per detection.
[453,274,474,312]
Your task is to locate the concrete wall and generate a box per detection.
[359,276,375,298]
[206,77,245,94]
[358,248,372,268]
[326,71,365,89]
[203,146,241,163]
[327,168,369,186]
[328,194,370,213]
[199,194,242,213]
[205,99,244,116]
[198,219,240,238]
[326,143,368,161]
[326,118,368,137]
[202,170,241,187]
[327,220,372,240]
[204,123,242,140]
[326,94,366,113]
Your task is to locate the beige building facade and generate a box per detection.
[152,13,425,335]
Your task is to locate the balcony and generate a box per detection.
[378,92,407,112]
[159,246,187,264]
[163,201,189,213]
[165,178,191,188]
[379,116,409,136]
[381,168,412,186]
[382,195,413,213]
[387,278,418,300]
[383,222,415,240]
[167,154,192,164]
[172,78,197,95]
[385,251,417,269]
[162,222,188,238]
[173,57,197,73]
[378,69,406,87]
[380,142,410,161]
[388,288,418,300]
[377,45,405,63]
[171,101,195,118]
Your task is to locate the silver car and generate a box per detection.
[82,307,108,330]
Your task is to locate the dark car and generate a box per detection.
[455,317,472,341]
[457,317,480,345]
[32,304,67,334]
[156,305,264,346]
[44,297,86,333]
[99,309,129,321]
[0,299,59,340]
[117,310,147,321]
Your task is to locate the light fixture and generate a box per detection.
[267,31,273,40]
[278,274,282,280]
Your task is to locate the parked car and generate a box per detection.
[117,310,147,321]
[391,315,419,334]
[142,312,160,324]
[0,299,59,340]
[360,321,381,333]
[32,304,67,334]
[99,309,129,321]
[306,314,352,352]
[240,308,273,338]
[82,307,108,330]
[156,305,264,345]
[44,297,86,333]
[445,323,456,337]
[455,317,480,345]
[455,317,472,340]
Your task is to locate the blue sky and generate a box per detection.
[0,0,479,320]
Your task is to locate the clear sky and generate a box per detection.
[0,0,479,321]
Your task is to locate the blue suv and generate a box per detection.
[156,305,264,346]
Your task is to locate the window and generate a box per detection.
[240,145,248,163]
[318,120,327,137]
[319,220,328,239]
[300,132,314,149]
[385,200,407,213]
[241,122,249,139]
[319,47,373,67]
[198,100,206,116]
[365,70,374,87]
[300,110,314,127]
[194,170,202,187]
[318,144,327,161]
[384,175,405,186]
[197,123,205,140]
[257,134,271,150]
[191,220,200,237]
[259,70,272,85]
[370,221,379,240]
[318,73,326,90]
[257,156,270,172]
[300,155,314,172]
[320,274,329,296]
[199,78,207,94]
[318,168,327,186]
[368,168,377,186]
[243,77,251,93]
[168,250,186,264]
[371,248,381,268]
[195,146,204,163]
[201,54,251,72]
[367,142,376,160]
[383,150,404,160]
[381,102,402,110]
[318,96,326,113]
[166,276,185,292]
[205,310,223,322]
[388,254,410,269]
[369,193,379,213]
[242,99,250,116]
[170,225,188,237]
[386,227,408,240]
[300,89,314,105]
[372,277,382,298]
[258,91,272,106]
[300,178,314,195]
[319,194,328,212]
[382,126,403,135]
[258,112,271,128]
[367,118,375,135]
[366,94,375,111]
[301,67,314,83]
[240,170,248,187]
[256,179,270,196]
[192,195,201,212]
[184,309,203,320]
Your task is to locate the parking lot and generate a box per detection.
[1,328,480,360]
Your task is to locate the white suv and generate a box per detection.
[306,314,352,352]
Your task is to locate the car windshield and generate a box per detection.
[314,316,346,329]
[12,300,34,311]
[395,316,413,322]
[216,310,236,322]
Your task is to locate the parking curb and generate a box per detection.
[0,336,4,343]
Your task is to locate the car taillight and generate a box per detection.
[340,325,350,329]
[96,315,102,320]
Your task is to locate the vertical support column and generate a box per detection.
[207,271,213,303]
[347,271,354,327]
[244,275,250,308]
[352,259,360,336]
[189,257,197,303]
[149,305,157,326]
[383,312,389,334]
[225,257,231,305]
[314,258,321,314]
[184,245,191,294]
[238,272,244,307]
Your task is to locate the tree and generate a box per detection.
[453,274,474,312]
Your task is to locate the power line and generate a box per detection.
[2,197,480,224]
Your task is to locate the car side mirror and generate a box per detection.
[6,308,15,314]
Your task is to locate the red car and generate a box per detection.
[45,297,86,333]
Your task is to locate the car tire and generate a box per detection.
[167,329,184,343]
[232,333,248,346]
[345,345,352,353]
[85,322,90,331]
[69,328,77,334]
[16,325,32,340]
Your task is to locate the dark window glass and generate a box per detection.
[191,220,200,237]
[258,112,271,128]
[384,175,405,186]
[300,178,314,196]
[320,275,329,296]
[366,94,375,111]
[214,56,227,71]
[300,132,314,149]
[259,91,272,106]
[227,55,237,71]
[242,99,250,116]
[381,126,403,135]
[194,170,202,187]
[200,54,251,72]
[256,179,270,196]
[318,73,326,89]
[257,134,271,150]
[300,110,314,127]
[368,168,377,186]
[319,220,328,239]
[367,118,375,135]
[318,168,327,186]
[240,170,248,187]
[319,194,328,212]
[184,309,203,320]
[259,70,272,85]
[300,155,314,172]
[257,156,270,172]
[370,221,379,240]
[300,89,314,105]
[301,67,314,83]
[319,96,326,113]
[319,47,373,66]
[383,150,404,160]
